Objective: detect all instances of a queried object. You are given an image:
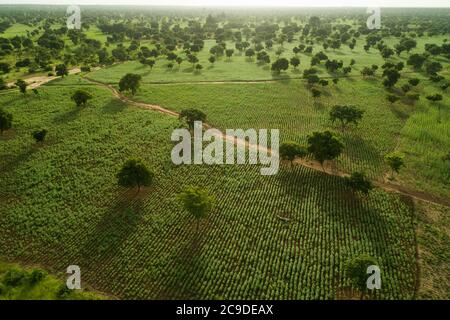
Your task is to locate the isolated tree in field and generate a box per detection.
[382,68,401,88]
[179,109,206,130]
[271,58,289,74]
[311,88,321,98]
[330,105,364,128]
[117,158,154,192]
[345,172,373,195]
[245,48,255,60]
[290,57,300,69]
[195,64,203,73]
[384,151,405,177]
[32,129,47,143]
[425,61,442,76]
[426,93,443,121]
[15,79,27,94]
[119,73,142,95]
[307,131,344,170]
[225,49,234,60]
[187,54,199,67]
[55,64,68,77]
[208,56,216,65]
[71,90,92,107]
[386,94,400,104]
[0,108,13,134]
[279,141,308,167]
[178,186,214,234]
[408,78,420,87]
[176,57,183,68]
[344,254,378,300]
[407,53,426,70]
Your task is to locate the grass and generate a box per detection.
[0,77,419,299]
[0,261,105,300]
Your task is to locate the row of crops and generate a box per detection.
[0,80,417,299]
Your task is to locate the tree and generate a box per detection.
[344,254,378,299]
[55,64,68,77]
[345,172,373,195]
[195,64,203,73]
[178,186,214,234]
[245,48,255,60]
[119,73,142,95]
[386,94,400,104]
[176,57,183,68]
[0,108,13,134]
[385,151,405,177]
[271,58,289,74]
[208,56,216,65]
[311,88,321,98]
[290,57,300,69]
[407,53,426,69]
[279,141,307,167]
[425,61,442,75]
[117,158,154,192]
[225,49,234,60]
[71,90,92,107]
[187,54,199,67]
[307,131,344,170]
[408,78,420,86]
[179,109,206,130]
[381,47,394,59]
[329,105,364,128]
[15,79,27,94]
[32,129,47,143]
[382,68,401,88]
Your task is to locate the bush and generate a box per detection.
[3,268,28,287]
[29,269,47,285]
[32,129,48,142]
[56,283,71,299]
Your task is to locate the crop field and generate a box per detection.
[0,5,449,302]
[0,82,417,299]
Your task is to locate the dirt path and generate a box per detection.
[83,76,450,208]
[7,68,82,90]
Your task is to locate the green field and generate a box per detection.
[0,80,420,299]
[0,6,449,300]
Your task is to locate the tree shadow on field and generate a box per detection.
[77,188,145,268]
[52,107,82,124]
[160,217,211,299]
[0,147,37,172]
[102,98,126,114]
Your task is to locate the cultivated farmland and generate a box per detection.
[0,5,448,300]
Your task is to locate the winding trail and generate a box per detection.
[82,76,450,208]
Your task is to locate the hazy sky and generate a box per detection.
[0,0,449,7]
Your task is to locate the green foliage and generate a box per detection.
[345,172,373,195]
[71,90,93,107]
[119,73,142,95]
[279,141,307,165]
[0,108,13,134]
[117,158,154,191]
[178,186,214,230]
[385,151,405,175]
[32,129,47,142]
[307,131,344,167]
[55,64,68,77]
[15,79,27,94]
[329,105,364,128]
[179,108,206,130]
[344,254,378,294]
